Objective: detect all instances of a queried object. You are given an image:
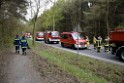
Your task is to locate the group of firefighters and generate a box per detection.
[14,34,30,55]
[86,36,110,52]
[14,34,110,54]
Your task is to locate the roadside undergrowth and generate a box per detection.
[28,40,124,83]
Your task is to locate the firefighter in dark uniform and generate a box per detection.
[21,36,28,55]
[14,35,21,54]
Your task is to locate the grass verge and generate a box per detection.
[28,40,124,83]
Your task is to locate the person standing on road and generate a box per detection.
[96,36,102,52]
[86,36,90,49]
[104,36,110,52]
[98,36,102,44]
[21,36,28,55]
[14,34,21,54]
[93,36,97,49]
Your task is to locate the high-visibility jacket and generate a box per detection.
[14,37,21,46]
[86,38,90,46]
[96,40,102,47]
[93,37,97,44]
[21,38,28,48]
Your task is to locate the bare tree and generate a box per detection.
[48,0,62,31]
[49,0,56,31]
[29,0,42,46]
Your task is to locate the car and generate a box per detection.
[44,31,60,44]
[60,32,87,49]
[35,32,44,41]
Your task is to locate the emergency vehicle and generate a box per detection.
[23,32,32,38]
[35,32,44,41]
[109,28,124,61]
[60,32,87,49]
[44,31,60,44]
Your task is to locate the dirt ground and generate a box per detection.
[0,49,81,83]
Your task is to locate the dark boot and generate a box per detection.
[24,52,26,55]
[17,50,20,54]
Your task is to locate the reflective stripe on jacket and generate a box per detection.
[21,39,28,48]
[14,38,21,46]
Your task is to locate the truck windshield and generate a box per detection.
[72,33,84,39]
[38,32,44,36]
[51,31,59,36]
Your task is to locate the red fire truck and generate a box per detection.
[109,28,124,61]
[23,32,32,38]
[60,32,87,49]
[35,32,44,41]
[44,31,60,44]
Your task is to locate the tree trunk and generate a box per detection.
[1,21,5,50]
[106,0,110,36]
[32,22,36,46]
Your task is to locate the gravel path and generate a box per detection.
[6,51,42,83]
[1,49,81,83]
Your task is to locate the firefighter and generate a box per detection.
[21,36,28,55]
[96,36,102,52]
[98,36,102,44]
[93,36,97,49]
[104,36,110,52]
[86,36,90,49]
[14,34,21,54]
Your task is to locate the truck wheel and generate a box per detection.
[44,40,47,43]
[72,44,76,50]
[61,42,64,47]
[56,41,59,44]
[46,39,50,44]
[118,48,124,61]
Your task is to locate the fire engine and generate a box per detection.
[60,32,87,49]
[23,32,32,38]
[35,32,44,41]
[109,28,124,61]
[44,31,60,44]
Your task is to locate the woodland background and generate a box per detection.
[0,0,124,49]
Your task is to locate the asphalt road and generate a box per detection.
[36,40,124,66]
